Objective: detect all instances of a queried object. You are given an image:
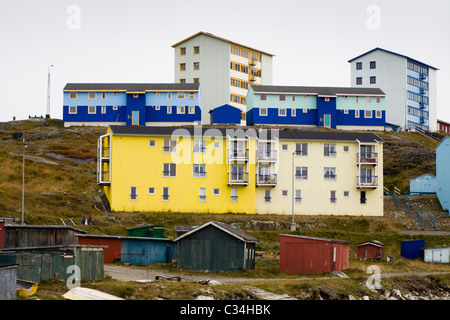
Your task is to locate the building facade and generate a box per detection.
[436,136,450,212]
[97,126,384,216]
[437,119,450,134]
[246,85,386,130]
[63,83,201,127]
[172,32,274,124]
[348,48,438,131]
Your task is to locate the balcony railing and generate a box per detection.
[357,175,378,188]
[257,174,277,186]
[228,172,249,185]
[357,152,378,164]
[98,170,110,185]
[228,148,249,161]
[256,150,277,162]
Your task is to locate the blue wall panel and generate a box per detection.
[63,105,127,123]
[317,97,337,129]
[126,94,146,126]
[211,105,241,124]
[336,110,385,127]
[146,106,201,123]
[247,108,317,126]
[121,238,176,266]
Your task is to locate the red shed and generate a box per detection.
[356,240,384,260]
[77,234,122,263]
[279,234,351,274]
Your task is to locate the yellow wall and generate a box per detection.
[107,133,256,214]
[254,140,384,216]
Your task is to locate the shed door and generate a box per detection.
[324,114,331,128]
[432,250,441,263]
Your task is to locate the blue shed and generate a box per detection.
[401,240,425,260]
[409,174,437,194]
[120,237,177,266]
[210,104,243,125]
[436,136,450,212]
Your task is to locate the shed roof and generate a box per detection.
[251,85,385,97]
[5,224,86,234]
[356,240,384,248]
[174,221,259,243]
[76,234,173,242]
[280,234,351,244]
[63,83,199,93]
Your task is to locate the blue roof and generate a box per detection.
[348,47,438,70]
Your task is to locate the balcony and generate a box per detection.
[357,175,378,188]
[256,150,277,162]
[228,172,249,185]
[419,88,426,95]
[256,174,277,187]
[249,59,256,66]
[248,74,256,82]
[228,148,249,162]
[419,73,426,80]
[98,169,110,185]
[357,152,378,164]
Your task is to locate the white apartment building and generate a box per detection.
[348,48,438,131]
[172,32,274,124]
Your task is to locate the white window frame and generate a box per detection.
[155,106,160,110]
[291,108,296,117]
[295,190,302,203]
[188,106,195,114]
[324,167,337,181]
[324,144,337,157]
[279,94,286,102]
[282,144,288,152]
[295,166,308,180]
[344,109,349,114]
[199,188,206,202]
[376,110,382,118]
[101,106,107,114]
[330,190,337,204]
[281,190,288,197]
[355,110,360,118]
[365,97,372,104]
[302,108,308,113]
[376,97,382,104]
[213,188,220,196]
[102,92,107,100]
[148,187,155,195]
[343,191,350,198]
[167,92,172,100]
[278,108,287,117]
[177,106,185,114]
[149,140,156,148]
[163,139,177,153]
[167,106,172,114]
[264,189,271,203]
[162,187,170,201]
[365,110,372,118]
[113,106,118,111]
[163,163,176,177]
[189,92,195,100]
[259,108,268,116]
[231,188,238,202]
[193,164,206,178]
[260,94,267,101]
[193,140,206,154]
[130,187,137,201]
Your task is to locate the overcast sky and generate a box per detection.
[0,0,449,123]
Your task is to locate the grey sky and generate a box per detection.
[0,0,449,123]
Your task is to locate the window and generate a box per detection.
[167,92,172,100]
[376,110,382,118]
[180,63,186,71]
[365,96,372,104]
[295,190,302,203]
[360,167,373,185]
[69,92,77,99]
[278,108,286,117]
[355,96,360,104]
[130,187,137,201]
[155,106,160,110]
[365,110,372,118]
[88,106,96,114]
[344,109,349,114]
[193,78,199,84]
[264,190,271,203]
[260,94,267,101]
[194,46,200,54]
[193,140,206,154]
[214,142,220,149]
[163,187,169,201]
[113,92,118,96]
[295,166,308,180]
[370,61,376,69]
[101,106,106,114]
[148,187,155,195]
[370,76,376,84]
[199,188,206,202]
[324,167,336,181]
[356,77,362,85]
[102,92,107,99]
[344,191,350,198]
[279,94,286,102]
[163,163,176,177]
[231,188,238,202]
[213,188,220,196]
[192,164,206,178]
[259,108,268,116]
[292,95,296,102]
[167,106,172,114]
[177,92,185,99]
[149,140,156,147]
[189,92,195,100]
[68,106,77,114]
[282,190,288,197]
[180,79,186,83]
[282,144,288,151]
[324,144,336,157]
[295,143,308,156]
[133,94,139,98]
[177,106,185,114]
[231,164,245,181]
[324,97,330,102]
[330,190,337,203]
[356,62,362,70]
[343,146,349,152]
[180,47,186,55]
[360,191,367,204]
[355,110,360,118]
[88,92,96,100]
[376,97,382,104]
[193,62,199,70]
[302,109,308,113]
[291,108,296,117]
[113,106,118,110]
[163,139,176,153]
[188,106,195,114]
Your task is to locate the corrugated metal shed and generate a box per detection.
[0,264,18,300]
[126,225,165,238]
[279,234,351,274]
[356,240,384,260]
[400,240,425,260]
[4,224,86,248]
[121,237,177,266]
[409,174,437,194]
[424,246,450,264]
[174,221,259,272]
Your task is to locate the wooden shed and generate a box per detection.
[0,220,5,248]
[0,264,18,300]
[356,240,384,260]
[77,234,122,263]
[280,234,351,274]
[126,224,165,238]
[4,224,86,248]
[174,221,259,272]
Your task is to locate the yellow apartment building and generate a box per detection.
[98,126,384,216]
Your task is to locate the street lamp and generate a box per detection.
[290,152,296,231]
[22,145,28,224]
[46,65,54,119]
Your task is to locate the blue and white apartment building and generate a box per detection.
[349,48,438,131]
[63,83,201,127]
[246,85,386,130]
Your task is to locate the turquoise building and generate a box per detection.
[436,136,450,212]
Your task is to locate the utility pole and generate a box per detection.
[46,65,54,119]
[22,144,28,224]
[290,152,296,231]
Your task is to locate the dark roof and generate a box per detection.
[5,224,87,234]
[174,221,259,243]
[108,125,383,143]
[251,85,385,96]
[63,83,200,92]
[348,47,438,70]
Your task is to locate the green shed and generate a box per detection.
[126,225,165,238]
[174,221,259,272]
